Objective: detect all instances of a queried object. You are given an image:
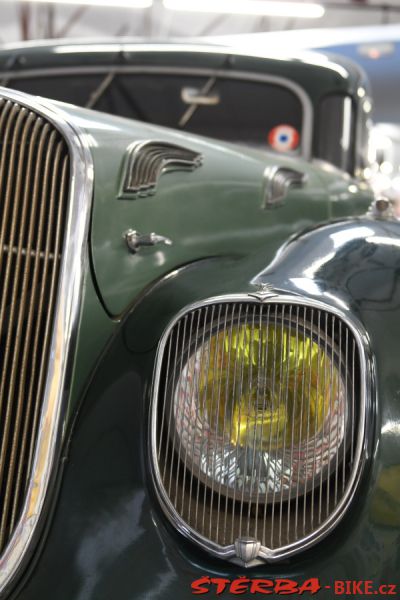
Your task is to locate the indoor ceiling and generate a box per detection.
[1,0,400,43]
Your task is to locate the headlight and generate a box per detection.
[172,306,348,504]
[153,298,367,565]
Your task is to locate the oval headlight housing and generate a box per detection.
[152,298,367,566]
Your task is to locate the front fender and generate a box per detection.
[14,217,400,600]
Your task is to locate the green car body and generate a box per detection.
[0,42,398,599]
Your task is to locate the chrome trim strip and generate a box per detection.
[0,87,93,594]
[150,292,373,564]
[1,66,313,160]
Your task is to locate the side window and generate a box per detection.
[316,94,355,174]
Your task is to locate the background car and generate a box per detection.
[214,25,400,211]
[0,41,372,177]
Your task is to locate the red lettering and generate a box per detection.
[380,584,397,596]
[298,578,321,595]
[274,579,298,595]
[192,576,398,597]
[230,577,250,594]
[334,581,345,595]
[352,581,364,594]
[364,581,373,595]
[191,576,211,595]
[210,578,230,595]
[249,579,274,594]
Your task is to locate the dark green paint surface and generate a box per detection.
[50,98,372,318]
[11,218,400,600]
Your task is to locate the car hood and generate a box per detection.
[45,96,372,316]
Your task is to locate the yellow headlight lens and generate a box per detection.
[202,324,337,451]
[173,312,346,503]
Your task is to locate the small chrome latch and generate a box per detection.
[123,229,173,254]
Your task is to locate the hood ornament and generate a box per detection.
[234,538,262,568]
[248,282,278,301]
[119,140,203,198]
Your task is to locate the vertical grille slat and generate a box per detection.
[153,298,365,564]
[175,312,193,510]
[200,305,215,536]
[0,98,70,554]
[181,310,199,519]
[208,304,223,540]
[27,146,69,470]
[8,125,57,531]
[0,110,32,477]
[343,327,349,495]
[0,114,43,541]
[23,131,62,476]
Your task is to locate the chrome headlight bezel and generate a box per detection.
[150,293,372,567]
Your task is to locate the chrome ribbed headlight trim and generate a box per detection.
[150,293,373,567]
[0,87,93,594]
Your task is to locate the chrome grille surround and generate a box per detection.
[150,294,372,566]
[0,88,93,593]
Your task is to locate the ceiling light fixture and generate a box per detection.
[5,0,153,8]
[163,0,325,19]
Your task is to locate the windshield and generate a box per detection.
[10,71,304,154]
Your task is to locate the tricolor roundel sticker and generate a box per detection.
[268,124,300,152]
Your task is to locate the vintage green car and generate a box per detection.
[0,42,398,599]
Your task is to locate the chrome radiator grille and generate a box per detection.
[0,97,70,554]
[151,298,366,564]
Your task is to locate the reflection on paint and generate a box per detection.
[371,465,400,527]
